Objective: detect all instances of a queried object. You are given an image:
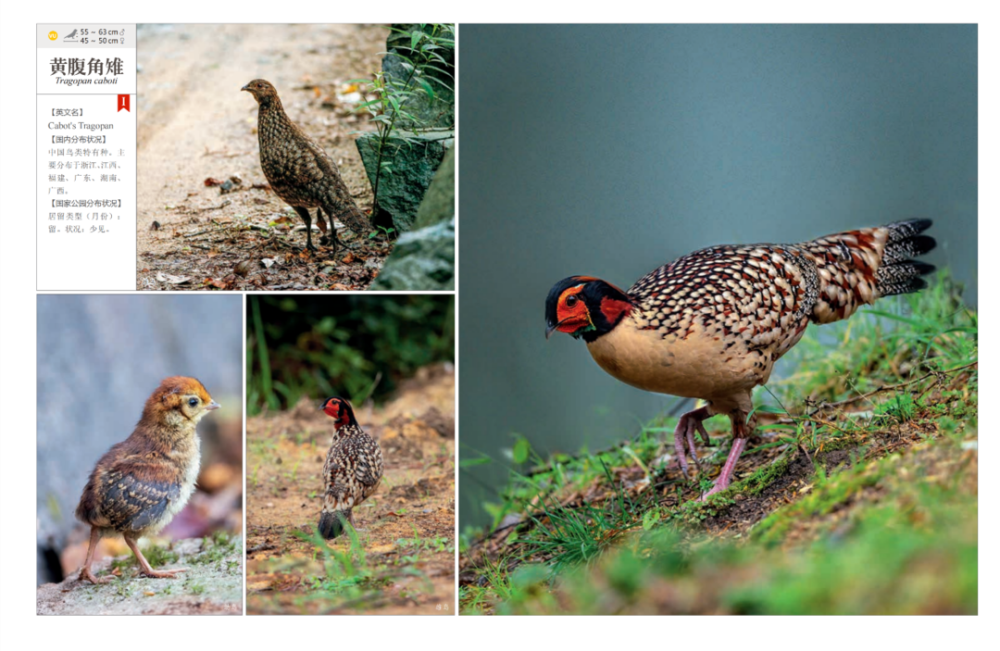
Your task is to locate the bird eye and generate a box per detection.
[188,398,199,407]
[565,294,579,307]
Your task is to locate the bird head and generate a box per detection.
[545,276,634,343]
[144,376,220,427]
[321,396,358,430]
[241,79,279,106]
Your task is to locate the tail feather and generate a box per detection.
[318,509,349,539]
[801,219,936,324]
[876,220,937,297]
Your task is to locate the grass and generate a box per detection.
[460,271,977,615]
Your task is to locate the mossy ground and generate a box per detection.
[37,534,243,615]
[459,272,977,615]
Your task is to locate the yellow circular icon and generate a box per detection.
[48,31,58,41]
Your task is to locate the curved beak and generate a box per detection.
[545,322,559,339]
[206,400,221,411]
[240,83,250,92]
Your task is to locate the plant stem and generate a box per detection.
[370,34,424,217]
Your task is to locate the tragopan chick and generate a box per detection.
[75,376,220,583]
[242,79,371,255]
[318,397,383,539]
[546,219,935,499]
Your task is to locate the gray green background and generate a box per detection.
[458,24,977,529]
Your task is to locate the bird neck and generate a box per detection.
[135,413,200,448]
[580,287,635,343]
[257,93,283,113]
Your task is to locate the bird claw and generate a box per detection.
[139,567,187,579]
[673,416,702,478]
[696,422,712,447]
[81,570,117,585]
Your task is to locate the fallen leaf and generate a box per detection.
[247,574,275,592]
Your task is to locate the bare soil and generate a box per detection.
[246,366,456,615]
[135,24,391,291]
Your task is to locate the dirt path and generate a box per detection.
[246,367,456,615]
[135,24,390,291]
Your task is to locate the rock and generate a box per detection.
[369,218,455,291]
[414,147,455,230]
[356,130,453,233]
[36,536,243,615]
[370,148,455,291]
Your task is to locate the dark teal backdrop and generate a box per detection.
[458,24,977,528]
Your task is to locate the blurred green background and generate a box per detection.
[247,295,454,416]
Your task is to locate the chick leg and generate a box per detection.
[672,406,711,478]
[293,206,319,253]
[124,536,186,579]
[80,527,115,584]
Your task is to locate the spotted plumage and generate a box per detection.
[318,397,383,539]
[242,79,371,254]
[546,220,935,498]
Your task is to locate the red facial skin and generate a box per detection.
[555,281,634,336]
[323,399,350,429]
[555,285,594,335]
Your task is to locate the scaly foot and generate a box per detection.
[699,438,747,501]
[672,406,712,478]
[80,569,116,584]
[139,567,187,579]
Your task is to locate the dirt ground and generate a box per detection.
[135,24,391,291]
[246,366,456,615]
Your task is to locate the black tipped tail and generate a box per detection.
[877,220,937,297]
[318,510,347,539]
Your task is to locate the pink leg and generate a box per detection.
[80,527,115,584]
[125,536,186,579]
[672,406,711,478]
[701,437,747,499]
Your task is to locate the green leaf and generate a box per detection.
[642,509,660,531]
[417,78,436,100]
[512,437,531,465]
